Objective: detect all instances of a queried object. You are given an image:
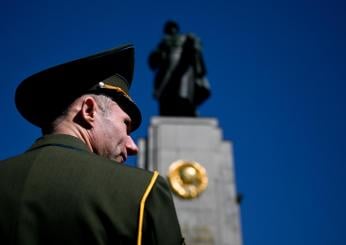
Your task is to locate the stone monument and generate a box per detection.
[140,21,243,245]
[137,118,242,245]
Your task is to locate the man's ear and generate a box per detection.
[79,96,98,127]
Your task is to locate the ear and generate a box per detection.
[80,96,98,127]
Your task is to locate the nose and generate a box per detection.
[126,136,139,156]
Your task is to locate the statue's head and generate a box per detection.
[163,20,180,35]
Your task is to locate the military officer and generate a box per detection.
[0,44,185,245]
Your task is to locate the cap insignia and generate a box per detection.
[98,82,133,101]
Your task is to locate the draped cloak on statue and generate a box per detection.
[149,32,211,116]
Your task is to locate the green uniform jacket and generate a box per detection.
[0,134,184,245]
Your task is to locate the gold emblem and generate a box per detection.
[167,160,208,199]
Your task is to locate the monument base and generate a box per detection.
[138,116,242,245]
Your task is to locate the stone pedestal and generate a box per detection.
[137,117,242,245]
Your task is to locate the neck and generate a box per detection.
[50,117,93,153]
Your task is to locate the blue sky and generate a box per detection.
[1,1,345,245]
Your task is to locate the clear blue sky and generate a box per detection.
[1,1,345,245]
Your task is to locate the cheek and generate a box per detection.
[102,117,129,145]
[103,121,124,144]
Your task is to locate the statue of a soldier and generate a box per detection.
[148,21,211,117]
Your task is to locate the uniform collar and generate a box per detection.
[28,134,90,153]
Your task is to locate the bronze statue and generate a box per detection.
[148,21,211,117]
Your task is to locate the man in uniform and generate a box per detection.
[0,44,185,244]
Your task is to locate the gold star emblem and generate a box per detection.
[167,160,208,199]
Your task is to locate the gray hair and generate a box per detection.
[42,94,114,134]
[89,94,114,117]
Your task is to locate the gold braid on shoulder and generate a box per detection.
[137,171,159,245]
